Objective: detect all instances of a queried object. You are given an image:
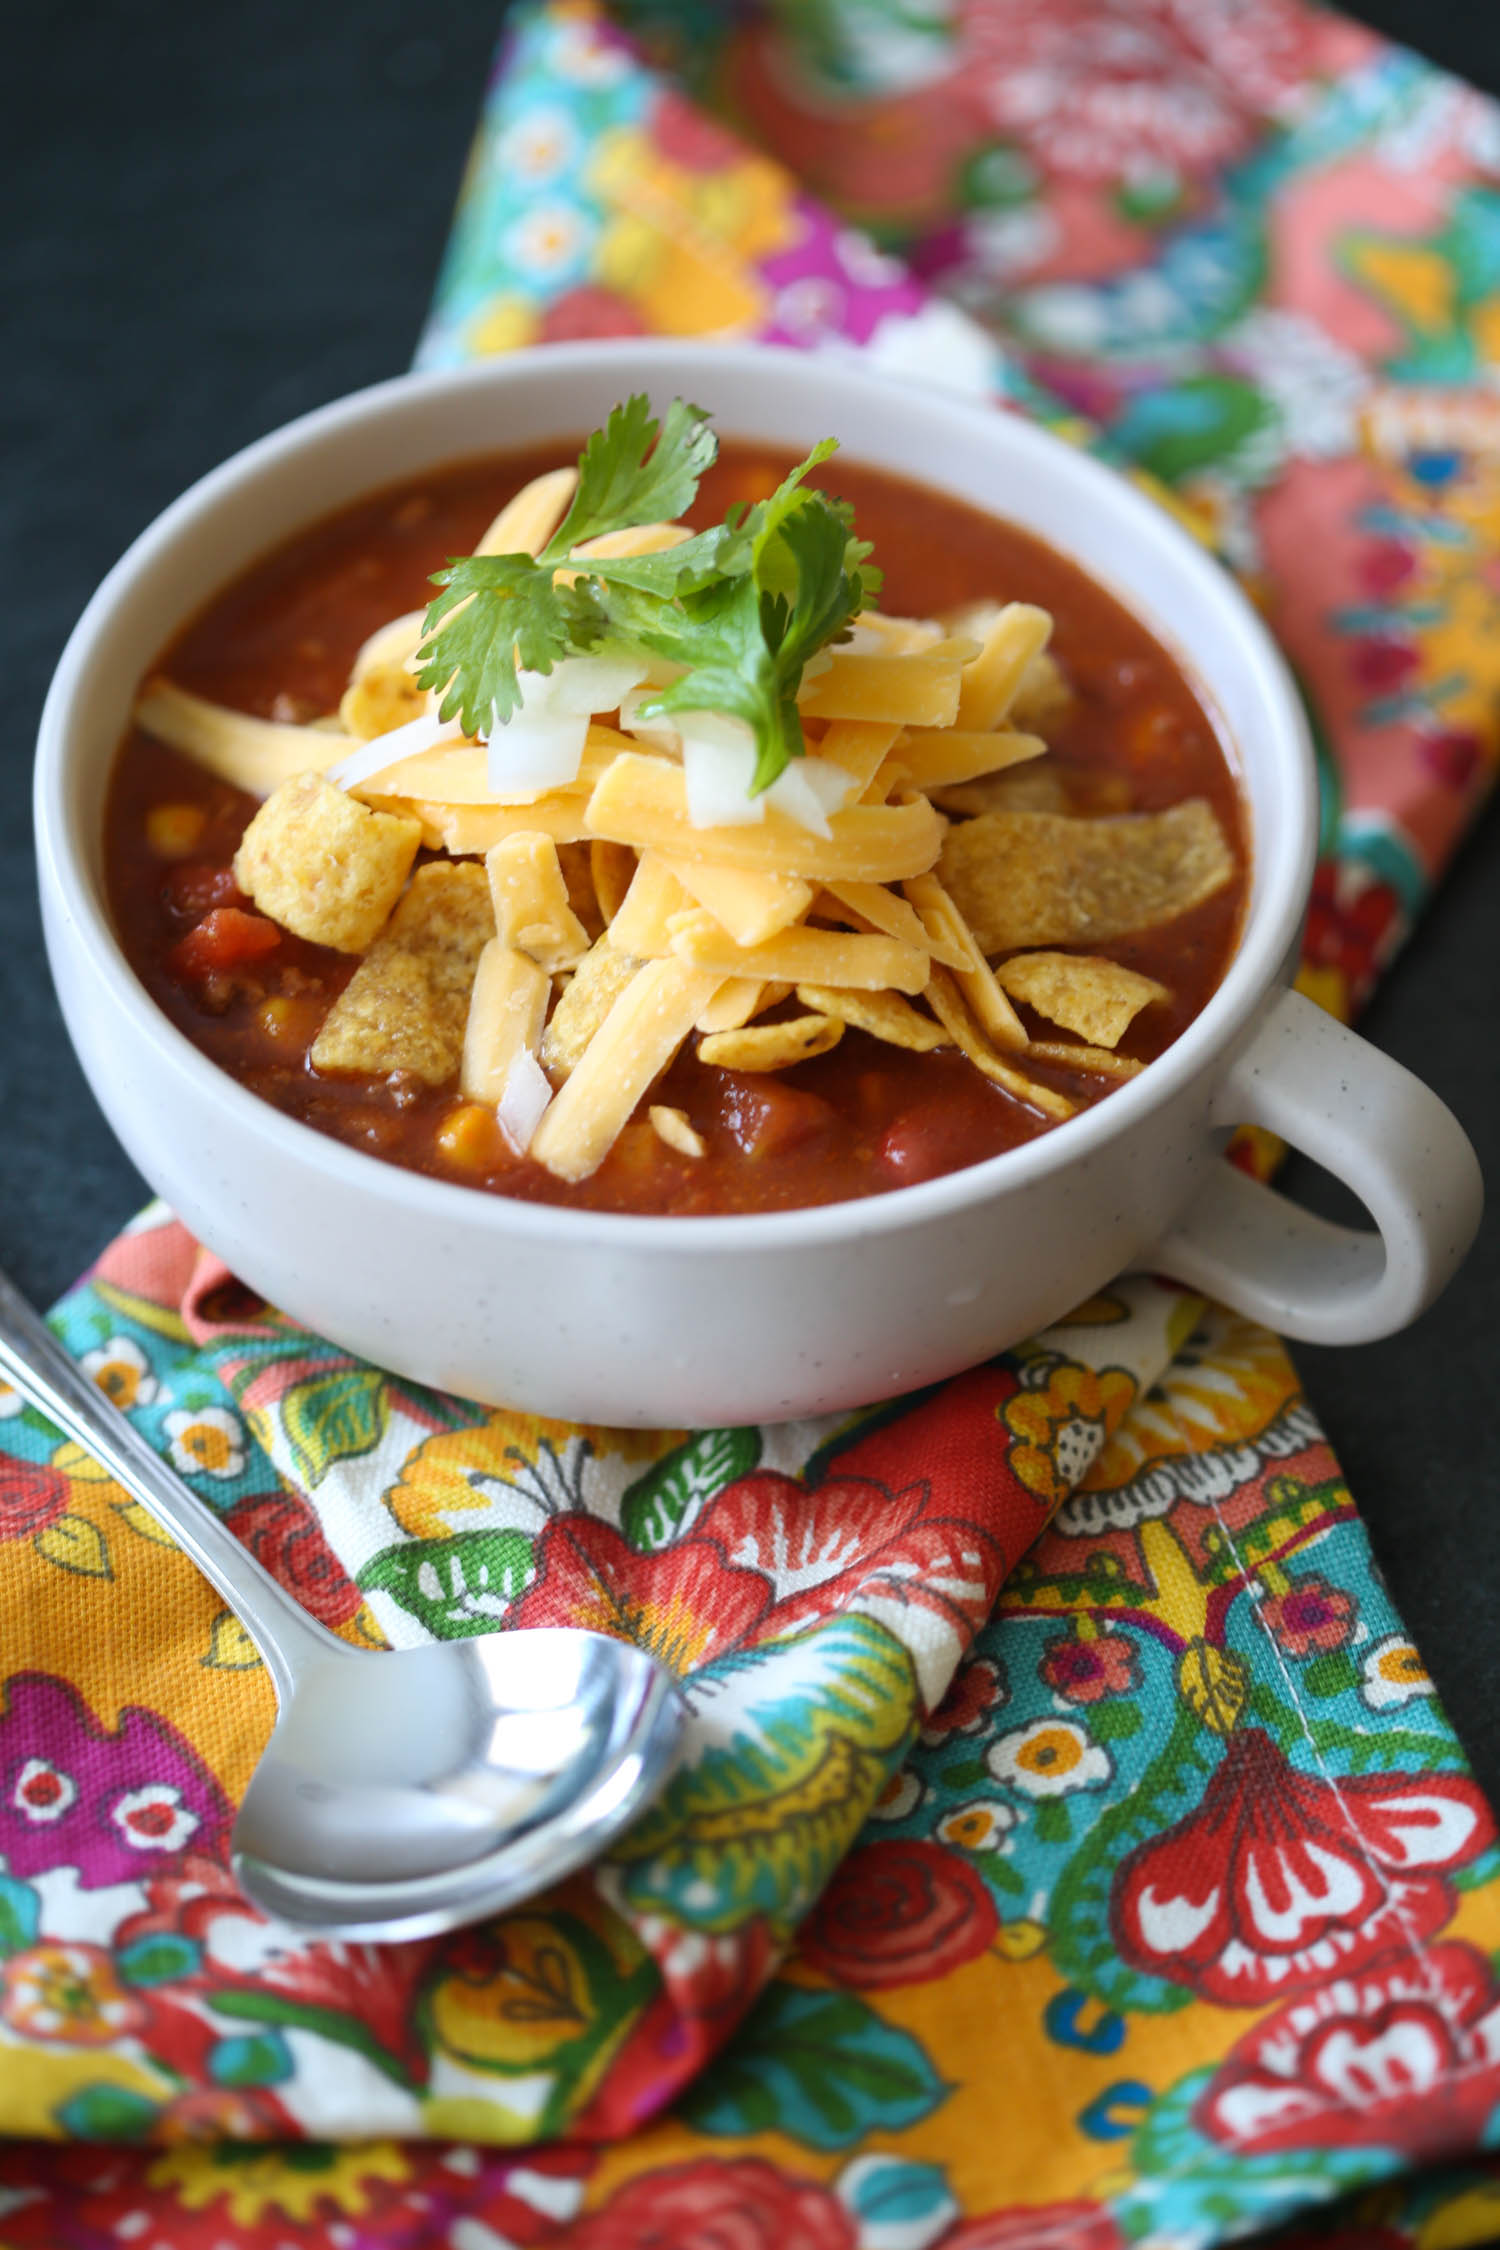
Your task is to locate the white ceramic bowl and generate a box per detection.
[36,343,1483,1425]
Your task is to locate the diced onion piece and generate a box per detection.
[486,655,651,796]
[679,714,765,829]
[534,651,649,717]
[618,687,682,753]
[497,1048,554,1154]
[764,755,852,838]
[488,707,591,797]
[328,710,465,791]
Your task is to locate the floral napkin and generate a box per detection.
[4,3,1500,2246]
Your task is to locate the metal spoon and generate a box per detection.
[0,1263,684,1941]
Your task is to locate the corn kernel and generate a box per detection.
[146,802,207,859]
[436,1102,502,1169]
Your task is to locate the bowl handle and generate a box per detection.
[1147,987,1482,1343]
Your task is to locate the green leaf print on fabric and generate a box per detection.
[281,1367,390,1489]
[360,1530,536,1638]
[620,1428,763,1552]
[1048,1703,1211,2015]
[680,1983,947,2149]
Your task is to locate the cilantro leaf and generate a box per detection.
[415,558,605,736]
[542,395,717,559]
[412,406,876,787]
[630,459,880,793]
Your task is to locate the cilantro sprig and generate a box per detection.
[415,397,880,791]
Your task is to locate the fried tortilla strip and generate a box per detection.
[311,862,494,1084]
[585,753,945,883]
[234,773,421,953]
[796,983,946,1052]
[539,936,642,1078]
[670,911,930,995]
[940,799,1234,954]
[558,840,605,941]
[926,967,1075,1121]
[903,872,1026,1050]
[699,1014,844,1072]
[956,604,1052,732]
[1026,1040,1145,1081]
[530,960,723,1182]
[485,833,590,974]
[933,763,1133,819]
[998,951,1169,1049]
[134,679,339,799]
[460,941,550,1107]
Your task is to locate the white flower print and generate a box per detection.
[81,1336,159,1412]
[987,1716,1112,1799]
[12,1759,76,1824]
[110,1784,200,1854]
[1361,1633,1438,1711]
[164,1405,246,1480]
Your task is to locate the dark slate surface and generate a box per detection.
[6,2,1499,1789]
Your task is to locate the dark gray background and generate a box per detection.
[5,2,1498,1784]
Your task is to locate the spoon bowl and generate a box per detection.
[0,1263,685,1940]
[232,1628,681,1938]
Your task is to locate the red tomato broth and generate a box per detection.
[104,444,1248,1216]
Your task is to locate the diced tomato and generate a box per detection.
[878,1103,990,1187]
[162,861,248,921]
[715,1074,835,1161]
[167,908,282,983]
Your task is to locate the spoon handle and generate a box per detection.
[0,1261,352,1696]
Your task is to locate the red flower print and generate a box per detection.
[509,1459,1007,1703]
[227,1491,363,1628]
[509,1516,775,1672]
[1198,1942,1500,2160]
[1040,1630,1139,1704]
[925,1654,1008,1737]
[1112,1731,1492,2005]
[570,2157,854,2250]
[697,1467,1007,1704]
[0,1462,69,1541]
[1302,859,1404,1014]
[540,285,649,344]
[800,1838,998,1990]
[650,87,744,173]
[945,2199,1123,2250]
[962,0,1323,187]
[117,1854,436,2082]
[1260,1575,1355,1659]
